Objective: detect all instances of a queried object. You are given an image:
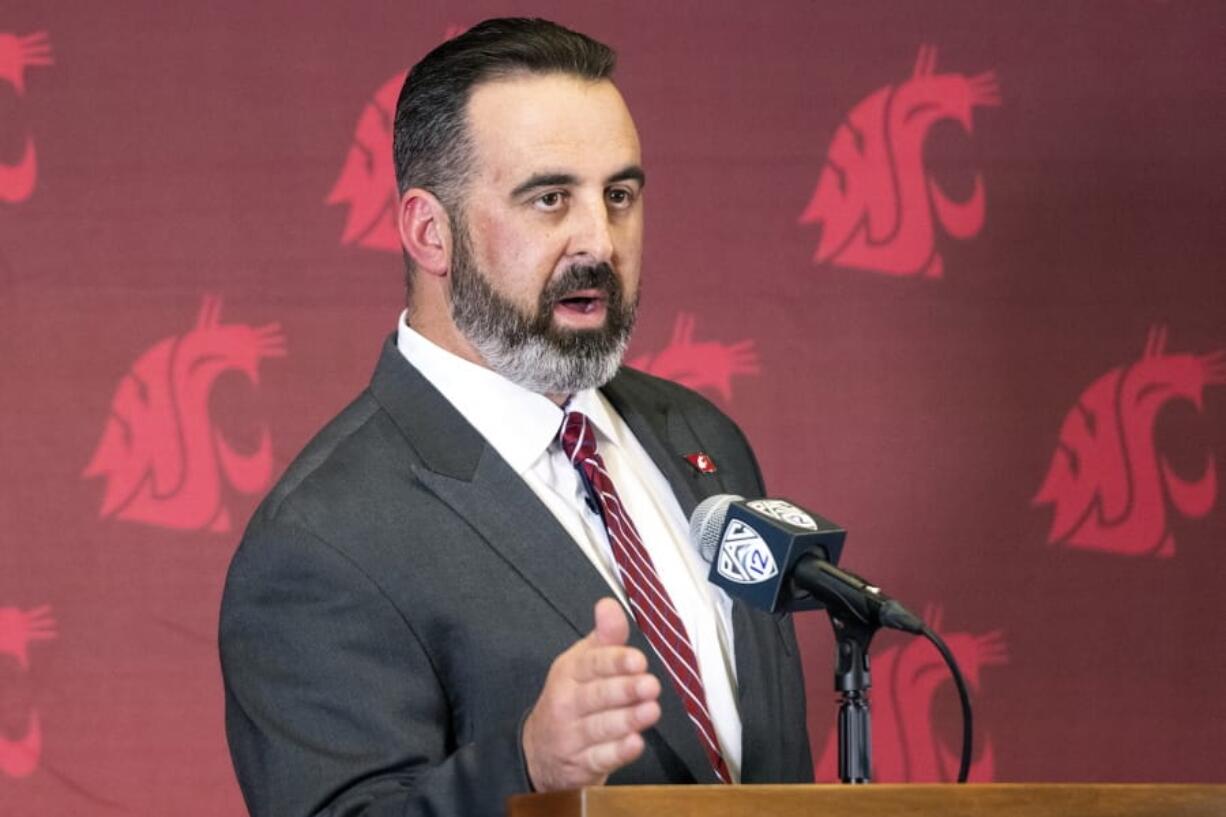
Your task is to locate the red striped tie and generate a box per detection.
[560,411,731,784]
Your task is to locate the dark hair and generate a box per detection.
[393,18,617,211]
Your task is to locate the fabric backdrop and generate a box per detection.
[2,1,1224,813]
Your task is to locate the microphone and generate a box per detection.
[691,495,973,784]
[689,494,923,634]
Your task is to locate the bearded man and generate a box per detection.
[220,18,811,817]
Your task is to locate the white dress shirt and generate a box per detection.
[396,314,743,780]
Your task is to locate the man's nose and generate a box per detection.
[566,196,615,264]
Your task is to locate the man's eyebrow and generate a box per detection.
[510,173,578,199]
[607,165,646,188]
[509,166,647,199]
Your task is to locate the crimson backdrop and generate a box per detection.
[2,2,1224,814]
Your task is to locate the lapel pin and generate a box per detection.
[684,452,718,474]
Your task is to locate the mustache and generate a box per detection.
[540,263,622,306]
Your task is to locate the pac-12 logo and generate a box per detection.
[0,604,55,778]
[327,26,466,252]
[629,312,760,402]
[83,296,287,533]
[716,520,779,584]
[0,31,54,204]
[814,608,1006,781]
[1034,327,1225,558]
[799,45,1000,278]
[746,499,818,530]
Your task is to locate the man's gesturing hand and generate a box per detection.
[522,597,662,791]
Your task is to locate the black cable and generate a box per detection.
[920,625,972,784]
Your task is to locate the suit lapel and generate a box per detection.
[729,604,775,782]
[605,372,779,783]
[368,337,607,640]
[601,375,727,518]
[370,343,720,782]
[602,374,744,784]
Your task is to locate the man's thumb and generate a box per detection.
[591,597,630,647]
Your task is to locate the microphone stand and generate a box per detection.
[829,611,879,784]
[793,554,923,784]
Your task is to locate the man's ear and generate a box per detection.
[398,188,451,277]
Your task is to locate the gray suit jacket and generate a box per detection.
[220,338,812,817]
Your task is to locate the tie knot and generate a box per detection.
[559,411,598,463]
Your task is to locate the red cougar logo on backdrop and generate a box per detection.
[83,296,287,533]
[327,70,405,251]
[0,605,55,778]
[815,608,1006,782]
[327,25,466,252]
[628,312,760,402]
[799,45,1000,278]
[0,31,53,203]
[1034,327,1225,557]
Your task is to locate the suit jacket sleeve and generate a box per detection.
[220,502,532,817]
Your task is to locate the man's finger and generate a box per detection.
[572,645,647,682]
[581,731,646,777]
[580,700,661,745]
[575,673,661,716]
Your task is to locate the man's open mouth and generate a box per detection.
[555,289,608,315]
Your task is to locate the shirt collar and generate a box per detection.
[566,388,625,453]
[396,312,613,473]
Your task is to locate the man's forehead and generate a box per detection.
[464,72,641,187]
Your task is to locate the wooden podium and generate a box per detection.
[509,784,1226,817]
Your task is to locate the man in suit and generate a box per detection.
[220,18,812,817]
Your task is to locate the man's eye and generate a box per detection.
[606,188,636,207]
[535,192,565,210]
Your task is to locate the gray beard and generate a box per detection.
[448,223,638,396]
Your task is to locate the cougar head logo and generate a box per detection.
[83,296,287,533]
[1034,327,1225,558]
[628,313,760,402]
[328,25,468,252]
[799,45,1000,278]
[327,71,406,252]
[814,607,1007,781]
[0,605,55,778]
[0,31,53,204]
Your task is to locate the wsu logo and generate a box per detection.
[0,605,55,778]
[628,313,760,402]
[799,45,1000,278]
[1034,327,1225,558]
[815,608,1007,782]
[327,70,405,251]
[328,26,465,251]
[0,30,53,203]
[83,295,287,533]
